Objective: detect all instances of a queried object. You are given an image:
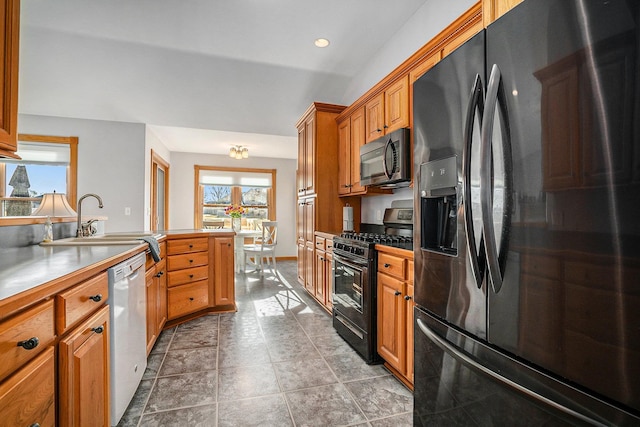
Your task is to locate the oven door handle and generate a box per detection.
[333,253,368,270]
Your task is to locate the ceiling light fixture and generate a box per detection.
[229,145,249,159]
[314,38,330,48]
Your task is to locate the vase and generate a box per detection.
[232,216,241,231]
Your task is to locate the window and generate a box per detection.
[0,134,78,222]
[195,166,276,230]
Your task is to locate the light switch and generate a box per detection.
[124,207,131,216]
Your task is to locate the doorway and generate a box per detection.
[151,150,169,231]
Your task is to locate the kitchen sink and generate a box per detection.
[40,232,162,246]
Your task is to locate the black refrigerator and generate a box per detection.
[412,0,640,425]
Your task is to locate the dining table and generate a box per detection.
[233,229,262,272]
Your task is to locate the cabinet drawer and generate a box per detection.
[167,280,210,319]
[167,265,208,288]
[315,236,326,251]
[0,300,55,382]
[378,253,406,280]
[56,272,109,334]
[167,237,208,255]
[326,238,334,252]
[0,346,55,427]
[167,251,209,271]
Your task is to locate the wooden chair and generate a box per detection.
[203,220,225,229]
[243,221,277,275]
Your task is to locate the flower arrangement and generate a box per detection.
[224,205,245,218]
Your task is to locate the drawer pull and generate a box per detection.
[189,297,194,301]
[156,271,164,278]
[394,290,401,296]
[404,295,412,301]
[17,337,39,350]
[227,243,231,247]
[189,274,194,279]
[92,326,104,334]
[384,263,390,268]
[30,423,41,427]
[189,244,193,249]
[189,259,194,263]
[89,294,102,302]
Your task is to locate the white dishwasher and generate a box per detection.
[107,252,147,426]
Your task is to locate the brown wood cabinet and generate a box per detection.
[483,0,522,26]
[296,103,361,298]
[145,242,167,355]
[365,76,409,143]
[58,305,110,427]
[165,233,236,324]
[313,233,334,312]
[0,0,20,159]
[376,247,414,388]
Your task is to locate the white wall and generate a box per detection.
[169,152,298,257]
[18,114,147,232]
[341,0,477,105]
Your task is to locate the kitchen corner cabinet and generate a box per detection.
[166,233,236,324]
[365,76,409,143]
[376,247,414,388]
[145,241,167,355]
[296,103,361,296]
[0,0,20,159]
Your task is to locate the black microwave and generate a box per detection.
[360,128,411,188]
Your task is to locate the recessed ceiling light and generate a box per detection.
[314,38,330,48]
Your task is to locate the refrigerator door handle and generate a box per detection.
[463,73,486,289]
[415,318,605,426]
[480,64,513,294]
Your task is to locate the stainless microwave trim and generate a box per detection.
[360,128,410,188]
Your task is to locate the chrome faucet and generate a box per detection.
[76,193,104,237]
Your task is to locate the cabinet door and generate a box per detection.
[325,251,334,311]
[365,94,385,143]
[305,243,315,294]
[405,283,414,383]
[146,267,158,355]
[0,346,55,427]
[213,237,235,306]
[384,76,409,134]
[304,198,315,243]
[297,241,305,285]
[377,273,406,373]
[297,125,306,196]
[59,305,110,427]
[337,118,351,195]
[304,115,316,195]
[314,249,326,304]
[350,107,366,193]
[0,0,20,158]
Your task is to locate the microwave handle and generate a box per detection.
[382,139,392,179]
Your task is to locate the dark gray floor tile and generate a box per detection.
[324,352,389,382]
[311,331,357,357]
[143,352,164,380]
[345,376,413,419]
[159,347,217,376]
[266,334,321,362]
[218,341,271,368]
[139,404,216,427]
[218,363,280,401]
[145,370,217,413]
[285,383,367,427]
[370,412,413,427]
[169,328,219,350]
[150,327,175,354]
[261,323,308,342]
[119,378,154,421]
[218,394,294,427]
[177,314,220,332]
[273,357,338,391]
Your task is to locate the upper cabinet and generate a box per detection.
[365,76,409,143]
[483,0,523,27]
[0,0,20,159]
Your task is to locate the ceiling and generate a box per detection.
[18,0,429,159]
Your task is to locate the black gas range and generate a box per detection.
[331,206,413,364]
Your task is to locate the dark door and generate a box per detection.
[485,0,640,412]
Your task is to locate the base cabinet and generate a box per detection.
[58,305,110,427]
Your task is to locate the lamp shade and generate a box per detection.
[31,192,78,217]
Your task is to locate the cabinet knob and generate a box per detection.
[404,295,412,301]
[189,297,194,301]
[189,274,194,279]
[384,263,390,268]
[189,244,193,248]
[17,337,39,350]
[92,326,104,334]
[394,290,401,296]
[156,271,163,277]
[189,259,194,263]
[30,423,41,427]
[376,128,382,132]
[89,294,102,302]
[383,124,389,129]
[227,243,231,247]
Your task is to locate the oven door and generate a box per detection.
[332,252,369,331]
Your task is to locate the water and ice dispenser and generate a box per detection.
[420,156,458,255]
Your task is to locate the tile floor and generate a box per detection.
[117,261,413,427]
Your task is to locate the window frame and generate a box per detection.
[194,165,276,229]
[0,134,78,226]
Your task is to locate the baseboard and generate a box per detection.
[276,256,296,261]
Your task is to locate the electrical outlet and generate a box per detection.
[124,207,131,216]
